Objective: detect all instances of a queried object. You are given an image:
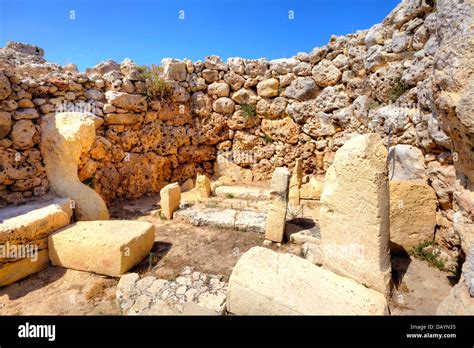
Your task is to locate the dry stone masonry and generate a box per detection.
[0,0,473,314]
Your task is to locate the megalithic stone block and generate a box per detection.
[160,183,181,219]
[40,112,109,221]
[288,159,303,205]
[48,221,155,277]
[320,133,392,296]
[227,246,389,315]
[265,167,290,243]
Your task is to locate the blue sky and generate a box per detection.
[0,0,400,71]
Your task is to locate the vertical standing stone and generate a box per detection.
[265,167,290,243]
[160,183,181,219]
[288,159,303,206]
[40,112,109,221]
[320,133,391,296]
[195,175,211,198]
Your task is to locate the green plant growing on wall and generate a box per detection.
[139,64,174,102]
[387,76,409,102]
[409,240,449,272]
[240,103,256,120]
[262,134,274,144]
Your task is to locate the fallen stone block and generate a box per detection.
[48,221,155,277]
[235,211,267,233]
[215,185,269,201]
[0,197,72,245]
[160,183,181,219]
[174,207,237,229]
[0,250,49,287]
[390,180,437,252]
[227,247,389,315]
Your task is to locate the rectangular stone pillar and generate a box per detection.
[288,159,303,206]
[265,167,290,243]
[320,134,392,296]
[160,183,181,219]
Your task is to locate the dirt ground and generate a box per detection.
[0,193,455,315]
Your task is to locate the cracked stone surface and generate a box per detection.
[465,249,474,297]
[116,266,228,315]
[174,206,267,233]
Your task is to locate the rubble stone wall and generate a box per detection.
[0,0,471,260]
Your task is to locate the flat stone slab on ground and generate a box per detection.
[215,186,269,201]
[227,246,389,315]
[48,220,155,277]
[0,197,73,245]
[116,266,228,315]
[0,250,50,287]
[174,206,267,233]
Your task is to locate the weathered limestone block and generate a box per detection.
[227,247,389,315]
[320,133,391,295]
[0,197,72,245]
[40,112,109,221]
[265,167,290,243]
[299,176,324,200]
[48,221,155,277]
[390,180,437,252]
[388,145,426,181]
[105,90,147,112]
[160,183,181,219]
[0,250,49,287]
[437,278,474,315]
[213,154,253,181]
[288,159,303,205]
[180,178,194,192]
[195,175,211,198]
[256,78,279,97]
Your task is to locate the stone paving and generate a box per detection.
[174,206,267,233]
[116,266,228,315]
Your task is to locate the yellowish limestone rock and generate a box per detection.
[160,183,181,219]
[227,247,389,315]
[0,250,49,287]
[320,133,391,296]
[265,167,290,243]
[48,221,155,277]
[288,159,303,205]
[40,112,109,221]
[195,175,211,198]
[390,180,438,252]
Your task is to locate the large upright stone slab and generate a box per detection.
[265,167,290,243]
[48,221,155,277]
[320,133,391,295]
[41,112,109,221]
[160,183,181,219]
[227,247,389,315]
[288,159,303,205]
[390,180,437,252]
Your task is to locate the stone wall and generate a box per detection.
[0,0,471,259]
